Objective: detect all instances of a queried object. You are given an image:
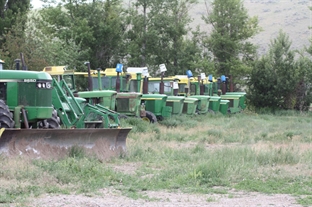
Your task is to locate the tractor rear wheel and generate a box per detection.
[0,100,14,128]
[142,111,157,123]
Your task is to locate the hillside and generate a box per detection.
[190,0,311,55]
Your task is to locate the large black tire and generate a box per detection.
[47,117,61,128]
[38,109,61,129]
[142,111,157,123]
[118,114,128,120]
[0,100,14,128]
[156,115,164,121]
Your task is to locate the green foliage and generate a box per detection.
[68,146,86,159]
[0,0,30,41]
[0,185,42,203]
[236,177,312,195]
[207,129,223,138]
[121,117,160,134]
[33,157,125,193]
[256,147,300,166]
[124,0,208,76]
[0,0,32,68]
[203,0,261,84]
[159,114,201,129]
[293,54,312,111]
[247,30,304,110]
[33,0,125,69]
[298,195,312,207]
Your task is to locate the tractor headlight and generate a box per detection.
[46,82,51,89]
[37,82,52,89]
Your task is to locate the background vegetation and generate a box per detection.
[0,0,311,109]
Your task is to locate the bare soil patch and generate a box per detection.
[23,188,302,207]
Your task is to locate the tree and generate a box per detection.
[248,30,298,110]
[0,0,30,36]
[293,55,312,111]
[203,0,261,86]
[35,0,125,70]
[0,9,88,71]
[0,13,48,70]
[177,26,216,76]
[0,0,30,65]
[124,0,201,75]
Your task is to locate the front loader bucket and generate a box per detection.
[0,128,131,161]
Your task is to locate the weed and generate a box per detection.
[256,147,300,166]
[297,195,312,207]
[68,146,86,159]
[123,117,154,133]
[206,196,217,202]
[235,176,312,195]
[207,129,223,139]
[159,119,178,128]
[191,144,205,154]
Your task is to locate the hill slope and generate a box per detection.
[190,0,311,55]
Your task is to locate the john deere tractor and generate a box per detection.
[172,71,211,115]
[124,67,172,121]
[0,69,56,129]
[90,64,158,123]
[208,75,245,113]
[44,63,158,123]
[0,61,130,160]
[142,65,198,116]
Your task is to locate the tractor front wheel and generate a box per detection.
[0,100,15,128]
[38,109,61,129]
[142,111,157,123]
[47,117,61,128]
[118,114,128,120]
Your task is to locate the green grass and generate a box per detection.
[1,110,312,205]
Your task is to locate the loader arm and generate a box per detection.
[95,103,121,125]
[51,78,85,128]
[81,103,120,128]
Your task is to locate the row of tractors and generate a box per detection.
[43,63,247,124]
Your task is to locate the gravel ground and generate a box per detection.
[22,188,303,207]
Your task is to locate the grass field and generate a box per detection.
[1,110,312,206]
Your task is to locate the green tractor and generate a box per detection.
[218,75,246,110]
[173,71,211,114]
[0,70,55,129]
[0,61,130,160]
[125,67,172,121]
[100,64,157,123]
[211,75,246,113]
[186,74,229,115]
[48,63,158,123]
[43,65,122,128]
[143,64,199,116]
